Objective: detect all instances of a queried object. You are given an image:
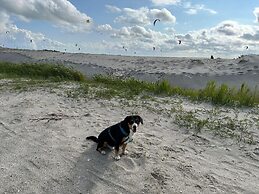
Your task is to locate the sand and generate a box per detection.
[0,48,259,193]
[0,47,259,89]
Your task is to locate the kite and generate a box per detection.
[153,19,160,26]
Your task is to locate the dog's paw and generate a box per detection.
[101,150,106,155]
[107,145,115,150]
[114,155,121,160]
[122,150,129,155]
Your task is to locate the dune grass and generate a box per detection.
[1,62,258,144]
[90,75,259,107]
[0,62,258,107]
[174,109,255,144]
[0,61,85,82]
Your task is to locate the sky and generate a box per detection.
[0,0,258,58]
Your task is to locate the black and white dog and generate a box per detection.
[86,115,143,160]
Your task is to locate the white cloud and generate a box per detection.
[105,5,121,13]
[114,7,176,26]
[241,32,259,41]
[151,0,181,6]
[211,21,255,36]
[0,5,65,51]
[184,2,217,15]
[185,9,197,15]
[164,27,176,34]
[150,8,176,22]
[115,7,150,26]
[0,23,65,50]
[97,24,113,32]
[0,11,11,32]
[187,20,259,56]
[253,7,259,23]
[0,0,92,32]
[110,25,175,52]
[102,19,259,57]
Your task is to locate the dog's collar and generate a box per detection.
[119,124,128,136]
[108,128,116,143]
[107,125,129,144]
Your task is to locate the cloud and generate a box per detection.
[110,25,176,51]
[164,27,176,34]
[0,0,92,32]
[105,5,121,13]
[188,21,259,55]
[184,2,217,15]
[114,7,176,26]
[0,11,11,32]
[103,19,259,57]
[254,7,259,23]
[150,8,176,22]
[241,32,259,41]
[0,23,65,50]
[211,21,254,36]
[96,24,113,32]
[213,21,240,36]
[0,5,65,51]
[151,0,181,6]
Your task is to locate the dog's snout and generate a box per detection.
[132,124,137,132]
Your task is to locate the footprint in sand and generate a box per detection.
[116,157,139,172]
[10,117,22,124]
[253,147,259,156]
[116,147,146,172]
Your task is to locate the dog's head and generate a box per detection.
[124,115,143,133]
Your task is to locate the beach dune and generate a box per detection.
[0,48,259,193]
[0,47,258,89]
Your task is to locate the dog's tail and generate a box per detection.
[86,136,98,143]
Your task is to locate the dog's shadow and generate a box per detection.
[70,140,116,193]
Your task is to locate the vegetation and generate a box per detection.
[0,62,258,144]
[0,62,258,107]
[174,109,255,144]
[0,62,85,82]
[89,75,259,107]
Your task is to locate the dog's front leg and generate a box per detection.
[121,143,128,155]
[114,145,120,160]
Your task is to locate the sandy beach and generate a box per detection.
[1,48,259,89]
[0,48,259,193]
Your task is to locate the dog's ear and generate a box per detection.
[138,116,143,125]
[124,116,132,123]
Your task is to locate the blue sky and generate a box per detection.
[0,0,258,58]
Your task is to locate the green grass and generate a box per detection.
[174,109,255,144]
[90,75,258,107]
[198,81,258,106]
[0,62,258,107]
[0,62,258,144]
[0,62,85,82]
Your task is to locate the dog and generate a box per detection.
[86,115,143,160]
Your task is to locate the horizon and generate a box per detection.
[0,0,258,59]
